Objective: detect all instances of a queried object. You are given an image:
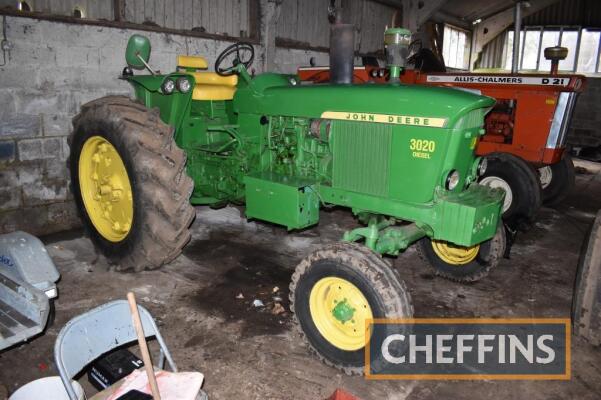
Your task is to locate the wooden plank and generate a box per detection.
[201,0,211,33]
[192,0,202,31]
[124,0,134,22]
[275,0,288,39]
[144,0,153,24]
[232,0,240,37]
[113,0,124,21]
[175,0,183,30]
[209,0,218,34]
[135,0,144,24]
[223,0,231,36]
[165,0,174,30]
[0,7,260,43]
[184,0,193,30]
[248,0,259,40]
[239,0,247,35]
[217,0,225,35]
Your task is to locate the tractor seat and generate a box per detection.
[177,55,238,101]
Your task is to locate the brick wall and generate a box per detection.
[0,15,328,236]
[568,77,601,150]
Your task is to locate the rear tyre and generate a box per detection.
[572,211,601,346]
[417,225,506,282]
[479,153,542,226]
[290,242,413,375]
[539,154,575,206]
[69,96,195,271]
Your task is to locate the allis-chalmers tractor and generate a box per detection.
[69,33,504,373]
[299,27,586,228]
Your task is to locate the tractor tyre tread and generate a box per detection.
[542,154,576,206]
[416,226,506,283]
[481,153,542,226]
[289,242,413,375]
[69,96,195,272]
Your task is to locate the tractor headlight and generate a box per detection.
[477,157,488,176]
[176,77,191,93]
[445,170,460,190]
[161,79,176,94]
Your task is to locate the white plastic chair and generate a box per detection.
[54,300,177,400]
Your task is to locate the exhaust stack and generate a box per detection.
[329,18,355,84]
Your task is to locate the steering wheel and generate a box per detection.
[215,42,255,76]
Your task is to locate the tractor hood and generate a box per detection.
[234,75,495,129]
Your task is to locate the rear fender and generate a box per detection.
[124,73,194,133]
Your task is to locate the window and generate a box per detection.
[504,27,601,74]
[443,25,471,70]
[578,30,601,73]
[539,30,560,71]
[521,29,541,70]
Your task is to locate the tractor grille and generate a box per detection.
[332,121,392,197]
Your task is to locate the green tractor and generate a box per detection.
[69,33,505,373]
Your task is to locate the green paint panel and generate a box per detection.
[332,121,391,197]
[124,43,503,252]
[434,185,504,246]
[244,172,319,230]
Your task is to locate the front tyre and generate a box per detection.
[539,154,575,206]
[69,96,195,271]
[417,225,506,282]
[289,242,413,375]
[479,153,542,226]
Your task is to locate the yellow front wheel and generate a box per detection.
[431,240,480,265]
[417,225,506,282]
[309,277,373,351]
[290,242,413,375]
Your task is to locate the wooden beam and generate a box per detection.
[248,0,260,42]
[113,0,124,22]
[0,8,260,44]
[402,0,449,33]
[370,0,404,9]
[470,0,561,69]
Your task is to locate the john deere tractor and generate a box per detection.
[69,32,505,373]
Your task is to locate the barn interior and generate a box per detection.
[0,1,600,399]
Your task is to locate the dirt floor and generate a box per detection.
[1,158,601,400]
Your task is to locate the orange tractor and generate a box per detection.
[299,49,586,229]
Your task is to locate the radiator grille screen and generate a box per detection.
[332,121,392,197]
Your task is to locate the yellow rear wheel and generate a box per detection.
[69,96,195,271]
[309,277,373,351]
[78,136,133,242]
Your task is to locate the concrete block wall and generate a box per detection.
[0,15,269,235]
[0,15,333,236]
[568,78,601,149]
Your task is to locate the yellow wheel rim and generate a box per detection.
[78,136,133,242]
[309,277,373,351]
[431,240,480,265]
